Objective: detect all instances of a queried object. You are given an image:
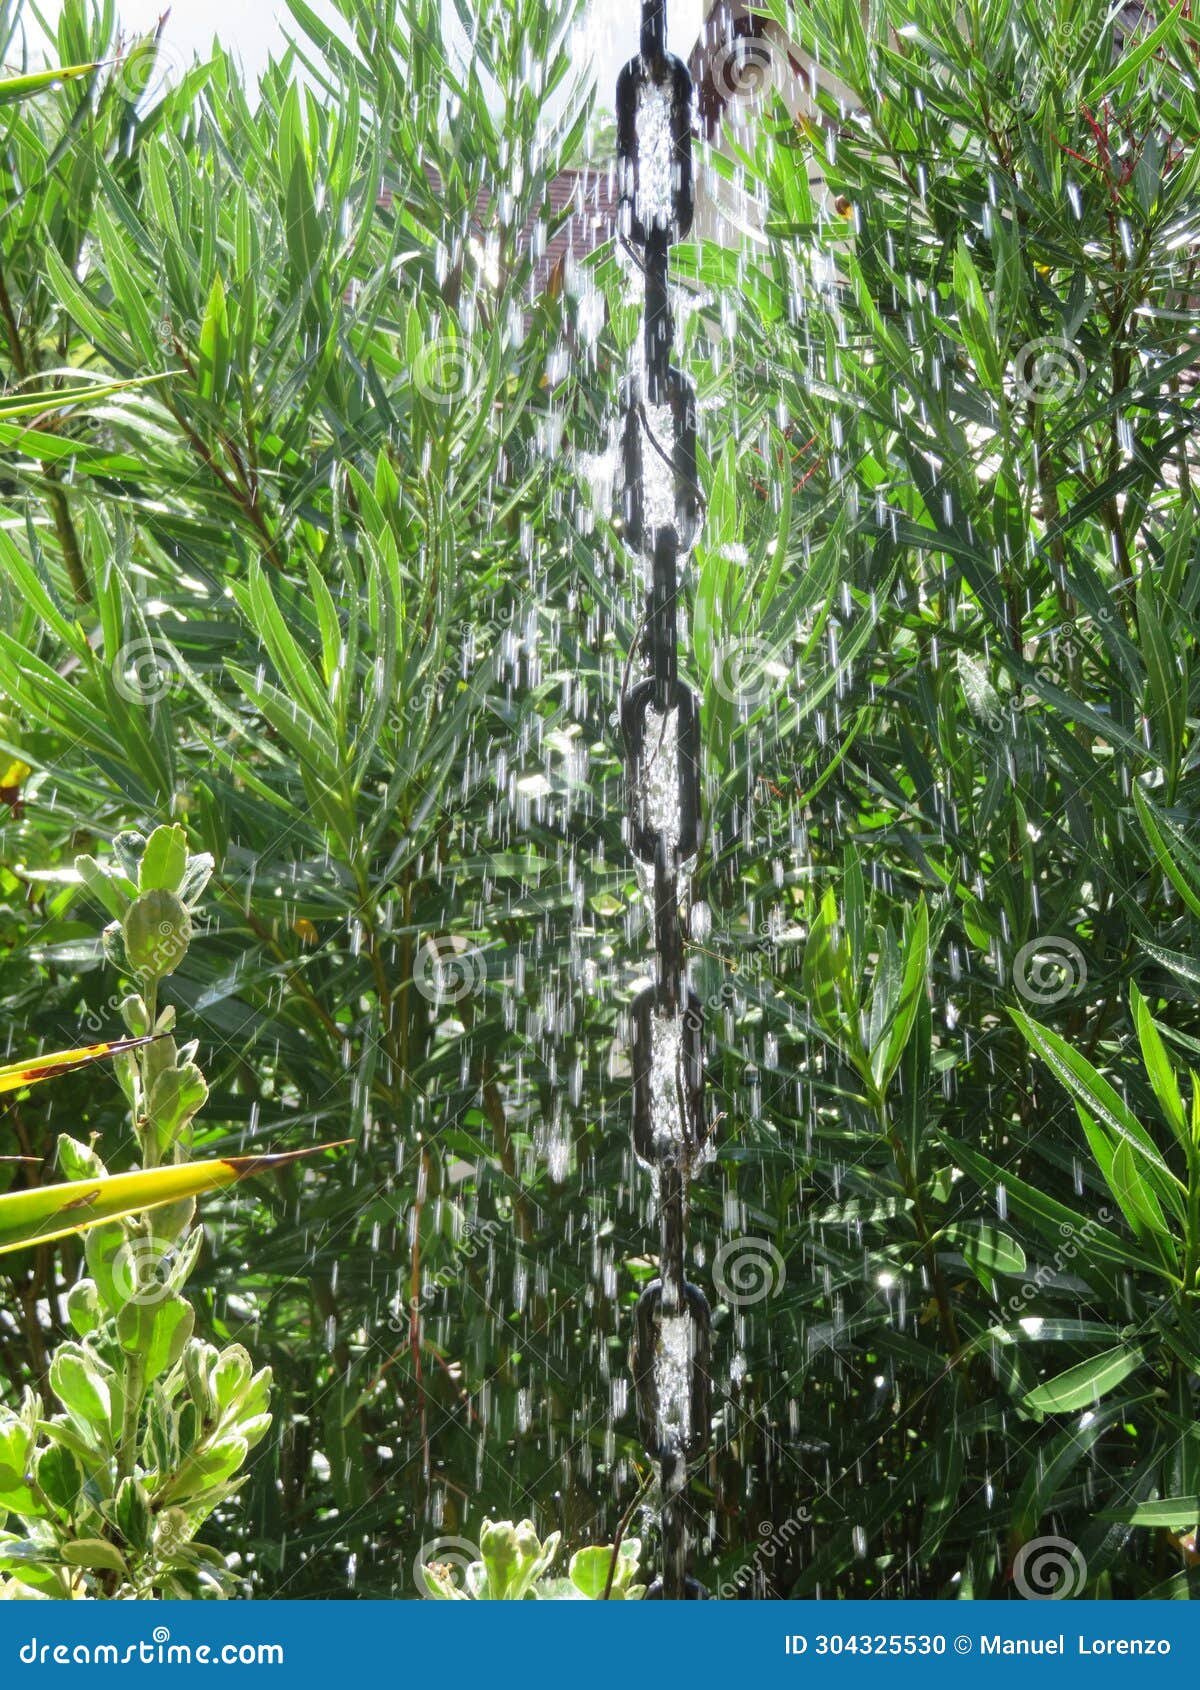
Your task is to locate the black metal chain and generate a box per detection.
[616,0,711,1602]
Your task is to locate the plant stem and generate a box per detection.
[117,978,159,1483]
[878,1099,972,1397]
[116,1352,146,1483]
[601,1467,655,1599]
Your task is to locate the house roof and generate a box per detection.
[380,166,618,298]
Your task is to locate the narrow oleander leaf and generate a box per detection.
[0,1038,156,1097]
[877,896,929,1089]
[0,1142,350,1255]
[942,1135,1170,1278]
[1086,0,1184,100]
[1096,1497,1200,1529]
[1023,1344,1144,1415]
[197,272,230,403]
[0,65,98,104]
[0,374,169,420]
[941,1222,1026,1276]
[1013,1007,1180,1193]
[1135,786,1200,923]
[1131,984,1189,1153]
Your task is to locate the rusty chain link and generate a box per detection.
[616,0,711,1602]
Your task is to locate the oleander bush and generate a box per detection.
[1,0,1199,1599]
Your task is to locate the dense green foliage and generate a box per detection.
[0,825,285,1596]
[1,0,1200,1599]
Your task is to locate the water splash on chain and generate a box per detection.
[615,0,712,1600]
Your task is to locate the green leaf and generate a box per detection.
[952,237,1001,392]
[61,1539,128,1575]
[876,896,929,1090]
[74,854,133,921]
[0,1036,154,1097]
[1087,0,1184,99]
[1109,1137,1170,1241]
[942,1222,1026,1276]
[567,1545,612,1598]
[117,1294,195,1382]
[1135,786,1200,923]
[123,889,191,980]
[803,888,857,1040]
[146,1063,209,1154]
[0,64,98,104]
[1097,1496,1200,1529]
[0,1142,347,1256]
[35,1443,83,1512]
[49,1348,113,1435]
[0,376,168,420]
[1131,984,1189,1153]
[1137,581,1186,799]
[138,825,188,896]
[942,1136,1169,1279]
[113,1477,153,1553]
[197,272,230,404]
[1013,1007,1182,1200]
[1023,1344,1144,1415]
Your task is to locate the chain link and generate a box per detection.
[616,0,711,1602]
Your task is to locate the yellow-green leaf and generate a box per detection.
[0,1142,349,1256]
[0,1037,156,1098]
[0,65,97,105]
